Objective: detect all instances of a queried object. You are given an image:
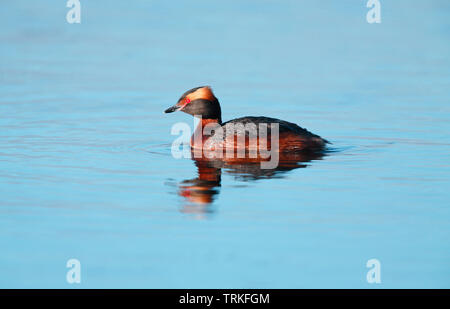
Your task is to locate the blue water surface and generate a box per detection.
[0,1,449,288]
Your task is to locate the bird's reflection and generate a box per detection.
[177,150,325,214]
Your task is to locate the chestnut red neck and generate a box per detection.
[191,118,220,148]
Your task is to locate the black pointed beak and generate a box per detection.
[164,105,179,113]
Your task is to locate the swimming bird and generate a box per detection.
[165,86,328,153]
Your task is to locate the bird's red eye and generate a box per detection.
[185,98,191,104]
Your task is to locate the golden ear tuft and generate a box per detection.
[188,86,216,102]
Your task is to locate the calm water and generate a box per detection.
[1,1,449,288]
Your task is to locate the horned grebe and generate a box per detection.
[165,86,328,152]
